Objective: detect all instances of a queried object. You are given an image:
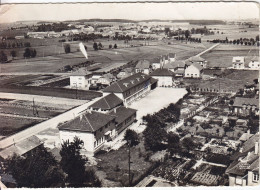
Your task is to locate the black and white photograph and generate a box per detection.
[0,0,259,188]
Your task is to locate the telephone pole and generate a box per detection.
[128,140,132,187]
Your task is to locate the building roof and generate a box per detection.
[136,59,151,69]
[110,106,137,124]
[163,61,186,69]
[89,93,123,110]
[0,136,43,160]
[58,111,116,133]
[150,68,174,77]
[188,56,205,62]
[233,97,259,109]
[232,56,245,63]
[187,62,203,71]
[103,72,151,93]
[168,53,176,58]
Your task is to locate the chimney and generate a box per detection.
[255,142,259,155]
[114,107,117,113]
[247,129,250,135]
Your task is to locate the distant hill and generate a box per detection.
[64,19,226,25]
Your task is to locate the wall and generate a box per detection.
[116,112,136,134]
[70,76,87,88]
[185,65,201,78]
[249,61,260,69]
[248,171,259,186]
[59,130,95,152]
[152,76,173,87]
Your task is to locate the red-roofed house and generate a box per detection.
[103,72,151,105]
[58,111,117,153]
[184,62,203,78]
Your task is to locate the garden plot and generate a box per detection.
[191,172,220,186]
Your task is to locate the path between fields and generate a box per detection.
[195,43,220,57]
[0,112,48,120]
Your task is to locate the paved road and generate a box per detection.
[0,96,103,149]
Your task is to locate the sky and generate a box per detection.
[0,1,259,23]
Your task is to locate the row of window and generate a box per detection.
[94,136,105,148]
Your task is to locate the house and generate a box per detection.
[184,62,203,78]
[117,68,134,79]
[58,111,117,153]
[163,60,186,77]
[151,57,162,70]
[89,93,123,113]
[248,57,260,69]
[97,73,116,87]
[225,134,259,186]
[70,73,88,89]
[232,57,245,69]
[168,53,176,62]
[88,73,102,85]
[232,97,259,116]
[188,56,207,68]
[0,136,43,160]
[103,72,151,105]
[110,106,137,134]
[160,55,170,67]
[135,60,152,75]
[150,68,174,87]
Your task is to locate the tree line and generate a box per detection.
[0,42,31,49]
[209,36,260,46]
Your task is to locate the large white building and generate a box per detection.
[70,74,88,89]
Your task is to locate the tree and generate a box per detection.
[93,42,98,51]
[31,49,37,58]
[5,145,65,188]
[23,48,31,58]
[109,44,112,49]
[0,51,7,63]
[124,129,139,147]
[167,132,180,155]
[24,42,31,47]
[114,44,117,49]
[60,137,101,187]
[10,50,17,58]
[64,44,71,54]
[184,30,190,39]
[181,137,196,153]
[98,42,103,50]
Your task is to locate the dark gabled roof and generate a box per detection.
[136,59,151,69]
[150,68,174,77]
[110,106,137,124]
[103,72,151,93]
[168,53,176,58]
[188,56,205,62]
[58,111,116,133]
[150,77,158,85]
[233,97,259,109]
[89,93,123,110]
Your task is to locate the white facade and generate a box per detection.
[135,68,150,75]
[70,75,87,88]
[249,60,260,69]
[152,76,173,87]
[152,62,161,70]
[185,65,201,78]
[232,57,245,69]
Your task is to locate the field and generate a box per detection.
[202,45,258,68]
[0,40,205,73]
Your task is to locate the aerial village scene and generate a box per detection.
[0,1,259,188]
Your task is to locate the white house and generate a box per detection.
[150,68,174,87]
[248,57,260,69]
[135,60,152,75]
[151,57,162,70]
[70,74,88,89]
[168,53,176,63]
[232,57,245,69]
[184,62,203,78]
[58,111,117,153]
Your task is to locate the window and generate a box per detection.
[253,173,259,182]
[94,141,97,148]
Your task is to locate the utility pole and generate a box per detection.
[128,140,132,187]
